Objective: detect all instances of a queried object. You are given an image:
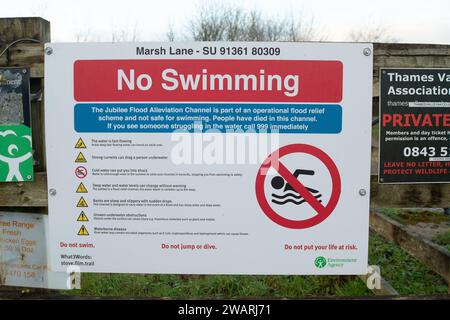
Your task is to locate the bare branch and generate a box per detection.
[187,4,323,42]
[75,27,99,42]
[166,24,176,41]
[112,21,140,42]
[349,24,398,43]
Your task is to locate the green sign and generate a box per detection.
[0,67,33,182]
[0,124,33,181]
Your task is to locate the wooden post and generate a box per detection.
[0,17,50,173]
[0,17,52,293]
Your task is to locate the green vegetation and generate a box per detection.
[379,208,450,225]
[368,233,448,295]
[68,273,370,298]
[62,233,447,298]
[378,208,401,221]
[433,231,450,251]
[379,208,450,251]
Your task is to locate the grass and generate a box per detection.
[379,208,450,225]
[61,233,448,298]
[68,273,371,298]
[368,233,448,295]
[379,208,450,251]
[433,231,450,251]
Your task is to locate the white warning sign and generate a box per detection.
[45,42,373,274]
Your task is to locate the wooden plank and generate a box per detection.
[376,49,450,56]
[0,42,44,78]
[373,82,379,98]
[0,18,49,78]
[6,42,44,78]
[370,175,450,208]
[371,147,378,174]
[374,56,450,68]
[0,17,50,43]
[374,43,450,56]
[369,210,450,284]
[31,97,46,172]
[0,172,47,207]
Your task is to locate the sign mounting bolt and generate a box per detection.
[363,48,372,56]
[45,47,53,55]
[49,188,57,196]
[359,189,367,196]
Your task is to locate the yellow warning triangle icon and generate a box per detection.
[76,182,88,193]
[75,152,87,163]
[77,225,89,236]
[75,138,87,149]
[76,196,88,207]
[77,211,89,222]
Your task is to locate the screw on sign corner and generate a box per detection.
[363,48,372,56]
[45,47,53,55]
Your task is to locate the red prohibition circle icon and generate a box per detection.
[255,144,341,229]
[75,166,88,179]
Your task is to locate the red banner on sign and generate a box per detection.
[74,59,342,103]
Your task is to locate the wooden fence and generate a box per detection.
[0,17,449,297]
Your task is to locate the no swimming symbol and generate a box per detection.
[255,144,341,229]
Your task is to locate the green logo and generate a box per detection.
[314,256,327,268]
[0,124,34,182]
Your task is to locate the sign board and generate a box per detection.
[0,212,74,289]
[45,42,373,274]
[0,67,34,182]
[379,68,450,183]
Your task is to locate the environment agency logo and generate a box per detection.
[0,125,33,182]
[314,256,327,268]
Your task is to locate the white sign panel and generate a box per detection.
[45,42,373,274]
[0,212,73,289]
